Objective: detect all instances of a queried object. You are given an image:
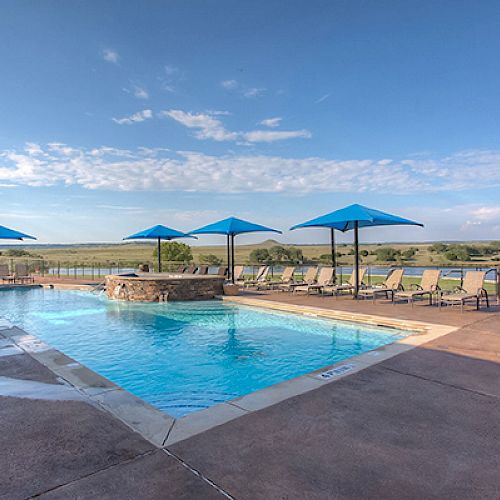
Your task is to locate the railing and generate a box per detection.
[1,257,498,304]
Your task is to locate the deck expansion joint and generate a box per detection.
[162,448,234,499]
[27,449,158,499]
[382,365,500,400]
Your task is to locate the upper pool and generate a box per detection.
[0,288,409,417]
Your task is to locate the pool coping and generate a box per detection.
[0,290,458,449]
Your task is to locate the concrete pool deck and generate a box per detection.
[1,291,499,498]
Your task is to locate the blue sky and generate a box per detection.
[1,0,500,245]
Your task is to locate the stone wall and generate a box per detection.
[105,274,225,302]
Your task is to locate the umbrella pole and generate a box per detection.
[354,222,359,298]
[231,233,235,284]
[227,234,231,280]
[330,227,336,283]
[157,237,162,273]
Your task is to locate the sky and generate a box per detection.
[1,0,500,246]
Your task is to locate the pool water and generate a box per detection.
[0,288,409,417]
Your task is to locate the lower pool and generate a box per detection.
[0,288,409,417]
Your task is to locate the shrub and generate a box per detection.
[199,254,222,265]
[429,243,448,253]
[154,241,192,262]
[249,248,271,263]
[402,247,417,260]
[374,247,401,262]
[4,248,30,257]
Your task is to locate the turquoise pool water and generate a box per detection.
[0,288,409,417]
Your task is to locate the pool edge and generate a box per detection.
[0,298,458,449]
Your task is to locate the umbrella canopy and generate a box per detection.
[124,224,195,272]
[291,204,423,296]
[190,217,281,282]
[0,225,36,240]
[190,217,281,236]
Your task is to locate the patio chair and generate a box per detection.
[197,265,208,275]
[0,264,15,283]
[233,265,245,283]
[244,266,270,288]
[438,271,489,311]
[14,263,34,284]
[357,268,404,302]
[280,266,318,292]
[216,266,228,277]
[394,270,441,306]
[321,268,367,296]
[256,266,296,291]
[293,267,334,294]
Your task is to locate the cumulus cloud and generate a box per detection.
[260,117,282,128]
[161,109,311,143]
[112,109,153,125]
[101,49,119,64]
[1,144,500,196]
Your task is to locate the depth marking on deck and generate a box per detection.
[317,363,355,380]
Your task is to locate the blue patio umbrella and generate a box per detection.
[291,204,423,297]
[124,225,196,273]
[0,225,36,240]
[189,217,281,283]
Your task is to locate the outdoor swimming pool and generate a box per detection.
[0,288,409,417]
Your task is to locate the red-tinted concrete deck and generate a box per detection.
[1,291,499,498]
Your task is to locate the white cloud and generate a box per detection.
[133,86,149,99]
[315,93,330,104]
[161,109,311,143]
[160,64,181,93]
[159,110,239,141]
[112,109,153,125]
[260,117,282,128]
[123,84,149,99]
[220,79,266,98]
[243,130,311,143]
[164,65,179,76]
[1,145,500,197]
[470,206,500,222]
[221,79,238,90]
[101,49,119,64]
[243,87,266,98]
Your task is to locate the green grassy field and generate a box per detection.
[3,239,500,268]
